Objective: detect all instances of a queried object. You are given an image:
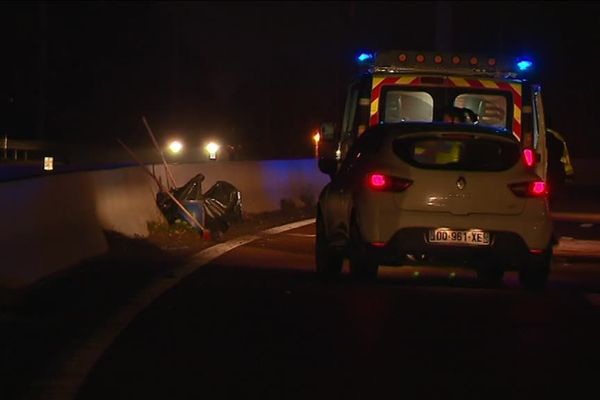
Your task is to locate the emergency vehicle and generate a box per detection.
[319,50,548,179]
[316,50,557,289]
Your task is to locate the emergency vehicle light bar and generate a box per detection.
[365,50,533,79]
[357,52,375,63]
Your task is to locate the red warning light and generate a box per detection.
[398,53,407,62]
[531,181,547,196]
[369,174,387,189]
[434,55,443,64]
[523,148,535,167]
[470,57,478,65]
[488,58,497,66]
[452,56,461,65]
[416,54,425,63]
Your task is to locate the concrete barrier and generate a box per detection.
[0,173,108,288]
[0,159,327,288]
[89,167,165,237]
[2,155,599,289]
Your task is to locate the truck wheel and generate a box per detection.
[519,248,551,291]
[315,212,343,279]
[349,218,379,281]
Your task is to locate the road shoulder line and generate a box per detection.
[35,218,316,400]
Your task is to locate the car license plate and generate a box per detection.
[428,229,490,246]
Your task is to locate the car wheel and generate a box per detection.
[349,218,379,281]
[315,212,343,279]
[519,248,551,291]
[476,258,504,288]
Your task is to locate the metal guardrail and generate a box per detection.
[2,135,55,161]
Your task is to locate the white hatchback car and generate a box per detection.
[316,122,554,290]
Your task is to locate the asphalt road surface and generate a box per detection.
[76,223,600,400]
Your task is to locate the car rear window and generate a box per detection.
[392,136,521,171]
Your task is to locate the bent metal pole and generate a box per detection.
[142,116,178,189]
[117,138,207,234]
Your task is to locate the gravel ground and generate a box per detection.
[0,206,315,400]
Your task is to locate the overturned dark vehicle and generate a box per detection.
[156,173,243,239]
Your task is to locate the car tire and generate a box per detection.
[519,248,552,291]
[349,218,379,281]
[315,212,343,279]
[476,259,504,288]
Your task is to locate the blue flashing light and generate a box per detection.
[357,52,374,63]
[516,59,533,72]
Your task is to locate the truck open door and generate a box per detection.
[532,84,548,181]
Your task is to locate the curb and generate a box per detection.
[554,237,600,260]
[552,212,600,223]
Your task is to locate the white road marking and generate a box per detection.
[285,233,316,238]
[552,212,600,223]
[261,219,315,235]
[35,218,316,400]
[554,237,600,258]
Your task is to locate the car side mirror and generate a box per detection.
[318,158,338,176]
[320,122,336,142]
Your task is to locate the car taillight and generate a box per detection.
[367,173,412,192]
[508,181,548,197]
[523,148,535,167]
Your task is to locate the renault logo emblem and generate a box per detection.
[456,177,466,190]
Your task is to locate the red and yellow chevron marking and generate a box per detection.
[369,76,419,126]
[369,76,523,140]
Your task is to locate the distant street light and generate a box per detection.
[313,132,320,144]
[43,156,54,171]
[168,140,183,154]
[205,142,220,160]
[313,131,320,158]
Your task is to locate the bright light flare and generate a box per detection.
[206,142,220,153]
[313,132,320,144]
[205,142,220,160]
[168,140,183,154]
[531,181,547,195]
[517,59,533,71]
[369,173,387,188]
[357,52,374,63]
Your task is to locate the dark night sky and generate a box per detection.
[1,1,599,159]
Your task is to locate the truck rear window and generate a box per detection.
[392,136,520,171]
[383,91,433,123]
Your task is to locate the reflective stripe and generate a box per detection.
[368,75,523,140]
[448,77,469,87]
[481,80,500,89]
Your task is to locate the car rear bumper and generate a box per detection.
[356,207,553,255]
[365,227,548,269]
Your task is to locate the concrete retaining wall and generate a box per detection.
[154,159,329,213]
[0,159,326,288]
[1,155,598,289]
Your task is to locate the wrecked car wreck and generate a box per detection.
[156,173,243,240]
[117,117,244,241]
